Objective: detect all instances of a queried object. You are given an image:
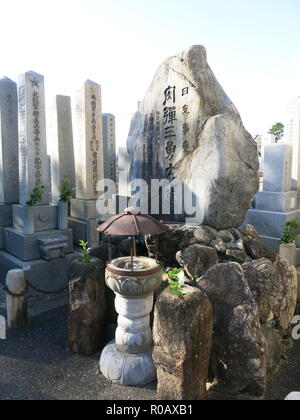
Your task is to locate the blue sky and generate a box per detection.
[1,0,300,146]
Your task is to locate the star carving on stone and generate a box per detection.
[30,78,40,88]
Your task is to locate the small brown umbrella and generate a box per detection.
[97,207,166,269]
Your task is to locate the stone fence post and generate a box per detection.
[5,269,27,329]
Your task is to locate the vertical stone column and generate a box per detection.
[285,98,300,192]
[18,71,50,205]
[49,95,75,203]
[0,77,19,248]
[0,77,19,205]
[74,80,104,201]
[69,80,104,248]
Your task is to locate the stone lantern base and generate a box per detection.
[99,256,162,387]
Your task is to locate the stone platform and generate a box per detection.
[0,250,80,289]
[244,209,300,238]
[3,228,73,261]
[12,204,58,233]
[68,218,100,248]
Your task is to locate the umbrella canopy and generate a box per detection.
[97,207,166,236]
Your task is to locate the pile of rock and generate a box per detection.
[146,223,298,398]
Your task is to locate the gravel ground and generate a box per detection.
[0,306,157,401]
[0,294,299,400]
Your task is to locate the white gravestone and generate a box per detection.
[263,144,292,193]
[285,98,300,192]
[0,77,19,204]
[69,80,104,247]
[245,143,300,246]
[49,95,76,202]
[18,71,50,205]
[73,80,104,201]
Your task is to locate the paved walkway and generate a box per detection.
[0,288,299,400]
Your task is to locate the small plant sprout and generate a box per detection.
[26,185,46,206]
[78,240,92,263]
[59,177,74,203]
[167,268,188,297]
[281,220,299,244]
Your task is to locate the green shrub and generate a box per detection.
[281,220,299,244]
[26,185,46,206]
[59,177,74,203]
[78,240,92,263]
[166,268,188,297]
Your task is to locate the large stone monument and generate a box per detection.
[244,143,300,252]
[49,95,76,203]
[0,71,78,288]
[0,77,19,250]
[127,45,259,229]
[69,80,104,248]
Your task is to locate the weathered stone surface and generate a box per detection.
[68,258,106,356]
[218,230,234,243]
[153,287,213,400]
[261,246,277,263]
[5,269,27,329]
[225,249,248,263]
[127,45,259,229]
[245,240,264,260]
[210,238,227,253]
[146,224,218,265]
[198,263,266,396]
[261,325,285,374]
[146,224,196,265]
[242,258,275,324]
[193,226,217,245]
[239,225,260,242]
[242,257,297,335]
[176,244,218,278]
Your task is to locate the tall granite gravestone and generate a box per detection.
[69,80,104,248]
[0,71,78,288]
[49,95,76,203]
[244,143,300,252]
[127,45,259,229]
[0,77,19,250]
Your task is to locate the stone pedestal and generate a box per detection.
[100,257,162,386]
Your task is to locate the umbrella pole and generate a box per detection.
[131,236,134,271]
